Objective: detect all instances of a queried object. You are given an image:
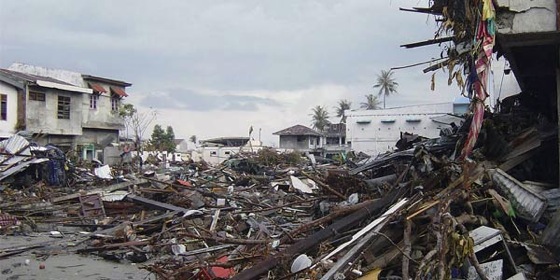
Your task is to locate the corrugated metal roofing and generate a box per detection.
[490,168,548,222]
[88,82,107,93]
[111,86,128,97]
[0,68,75,86]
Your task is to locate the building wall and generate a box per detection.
[82,93,124,130]
[35,134,77,150]
[346,103,458,156]
[26,89,83,136]
[0,81,20,137]
[197,141,264,165]
[496,0,557,34]
[79,128,119,146]
[278,135,321,150]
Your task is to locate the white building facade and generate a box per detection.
[346,102,467,156]
[0,80,21,138]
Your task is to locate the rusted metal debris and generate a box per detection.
[0,108,558,280]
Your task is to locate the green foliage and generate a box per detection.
[360,94,381,110]
[283,151,303,165]
[255,148,303,166]
[118,103,137,118]
[310,105,330,131]
[335,99,351,123]
[150,124,176,152]
[373,69,398,109]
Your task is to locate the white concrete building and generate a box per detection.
[196,137,264,165]
[346,101,467,156]
[0,64,130,163]
[0,76,22,138]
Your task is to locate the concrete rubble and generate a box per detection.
[0,102,558,280]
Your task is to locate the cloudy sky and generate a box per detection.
[0,0,518,147]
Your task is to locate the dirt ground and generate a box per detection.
[0,235,155,280]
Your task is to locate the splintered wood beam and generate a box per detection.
[126,194,190,213]
[401,37,454,49]
[230,187,405,280]
[423,59,450,73]
[399,7,442,15]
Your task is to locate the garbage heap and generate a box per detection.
[0,109,558,280]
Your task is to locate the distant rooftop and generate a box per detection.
[273,124,322,136]
[0,68,92,93]
[0,68,75,86]
[201,137,250,147]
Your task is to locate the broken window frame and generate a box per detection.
[89,94,99,110]
[0,94,6,121]
[57,95,71,119]
[29,91,46,102]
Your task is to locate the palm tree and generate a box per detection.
[360,94,381,110]
[373,70,398,109]
[335,99,352,123]
[310,105,330,131]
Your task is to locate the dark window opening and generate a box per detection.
[57,96,71,119]
[111,96,120,111]
[89,94,99,109]
[0,94,6,121]
[29,91,45,101]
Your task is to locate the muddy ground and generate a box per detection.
[0,235,154,280]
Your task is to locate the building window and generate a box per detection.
[0,94,6,121]
[89,94,99,109]
[57,96,71,119]
[29,91,46,101]
[111,96,120,111]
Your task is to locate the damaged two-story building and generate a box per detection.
[0,64,131,161]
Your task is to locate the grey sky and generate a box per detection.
[0,0,519,145]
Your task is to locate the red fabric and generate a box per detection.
[0,214,18,227]
[459,12,494,160]
[177,179,193,188]
[211,256,235,278]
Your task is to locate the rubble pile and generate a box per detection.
[0,110,558,280]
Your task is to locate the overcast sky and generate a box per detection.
[0,0,519,147]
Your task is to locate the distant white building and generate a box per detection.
[195,137,264,165]
[345,100,468,156]
[273,124,350,158]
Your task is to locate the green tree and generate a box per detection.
[335,99,352,123]
[118,103,157,169]
[189,135,197,144]
[310,105,330,131]
[360,94,381,110]
[118,103,136,140]
[164,126,176,152]
[150,125,176,152]
[150,125,165,151]
[373,70,398,109]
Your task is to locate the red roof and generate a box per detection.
[110,86,128,97]
[88,82,107,93]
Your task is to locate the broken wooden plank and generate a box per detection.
[320,198,409,279]
[401,36,453,49]
[126,194,191,213]
[230,187,405,280]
